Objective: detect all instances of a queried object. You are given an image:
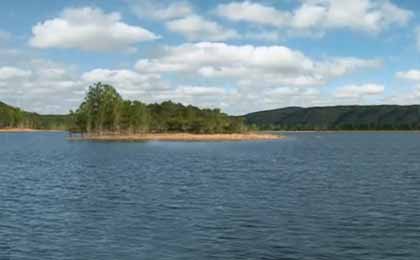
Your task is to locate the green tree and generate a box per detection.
[70,83,248,134]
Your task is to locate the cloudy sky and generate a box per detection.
[1,0,420,115]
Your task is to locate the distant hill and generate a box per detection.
[244,105,420,130]
[0,101,69,130]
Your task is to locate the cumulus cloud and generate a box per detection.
[81,68,169,97]
[81,68,233,109]
[130,42,382,113]
[129,0,238,42]
[216,1,289,27]
[217,0,412,34]
[0,56,87,114]
[29,7,159,52]
[396,70,420,82]
[334,83,384,98]
[0,37,385,115]
[135,42,381,88]
[130,0,193,20]
[166,15,239,41]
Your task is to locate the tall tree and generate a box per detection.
[70,83,248,134]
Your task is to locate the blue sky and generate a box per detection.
[1,0,420,114]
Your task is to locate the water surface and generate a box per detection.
[1,132,420,259]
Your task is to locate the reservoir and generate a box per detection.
[1,132,420,259]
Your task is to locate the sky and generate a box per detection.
[1,0,420,115]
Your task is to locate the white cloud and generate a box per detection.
[82,68,156,85]
[0,37,385,115]
[130,0,193,21]
[0,59,85,114]
[216,1,289,27]
[81,68,168,96]
[334,83,384,98]
[390,69,420,105]
[156,85,230,108]
[243,30,282,41]
[292,3,326,29]
[166,15,239,41]
[309,0,412,32]
[383,84,420,105]
[131,42,382,114]
[131,0,240,42]
[217,0,412,34]
[135,42,381,88]
[0,66,32,80]
[130,1,238,42]
[396,70,420,82]
[81,68,232,109]
[320,57,382,78]
[135,42,316,75]
[29,7,159,52]
[175,85,227,96]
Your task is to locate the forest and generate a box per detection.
[0,101,68,130]
[69,82,248,134]
[245,105,420,130]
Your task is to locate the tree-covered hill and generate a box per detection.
[0,101,69,129]
[244,105,420,130]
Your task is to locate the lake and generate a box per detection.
[1,132,420,259]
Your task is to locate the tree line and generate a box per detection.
[0,101,68,129]
[70,82,248,134]
[245,105,420,130]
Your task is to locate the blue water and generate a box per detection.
[1,132,420,260]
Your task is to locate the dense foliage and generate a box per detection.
[5,83,419,132]
[0,101,68,129]
[245,105,420,130]
[70,82,247,134]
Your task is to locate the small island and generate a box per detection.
[66,83,280,141]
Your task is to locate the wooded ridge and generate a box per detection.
[244,105,420,130]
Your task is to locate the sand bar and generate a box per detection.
[68,133,283,142]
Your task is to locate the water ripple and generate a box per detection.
[1,132,420,259]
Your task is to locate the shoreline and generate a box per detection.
[0,128,63,133]
[266,130,420,133]
[67,133,283,142]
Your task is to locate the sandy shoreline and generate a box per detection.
[0,128,62,133]
[67,133,283,142]
[267,130,420,133]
